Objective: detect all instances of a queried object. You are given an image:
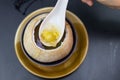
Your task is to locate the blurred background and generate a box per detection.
[0,0,120,80]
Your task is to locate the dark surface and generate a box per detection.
[0,0,120,80]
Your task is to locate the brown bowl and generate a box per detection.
[21,13,75,66]
[14,7,89,79]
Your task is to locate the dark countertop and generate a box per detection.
[0,0,120,80]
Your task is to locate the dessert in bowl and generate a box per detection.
[14,7,88,78]
[21,13,75,65]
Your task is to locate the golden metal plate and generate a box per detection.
[14,7,89,79]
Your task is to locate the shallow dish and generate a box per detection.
[14,7,89,79]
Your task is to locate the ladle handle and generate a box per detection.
[52,0,69,15]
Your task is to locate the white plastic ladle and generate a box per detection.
[39,0,69,47]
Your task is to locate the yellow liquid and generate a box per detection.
[40,26,60,46]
